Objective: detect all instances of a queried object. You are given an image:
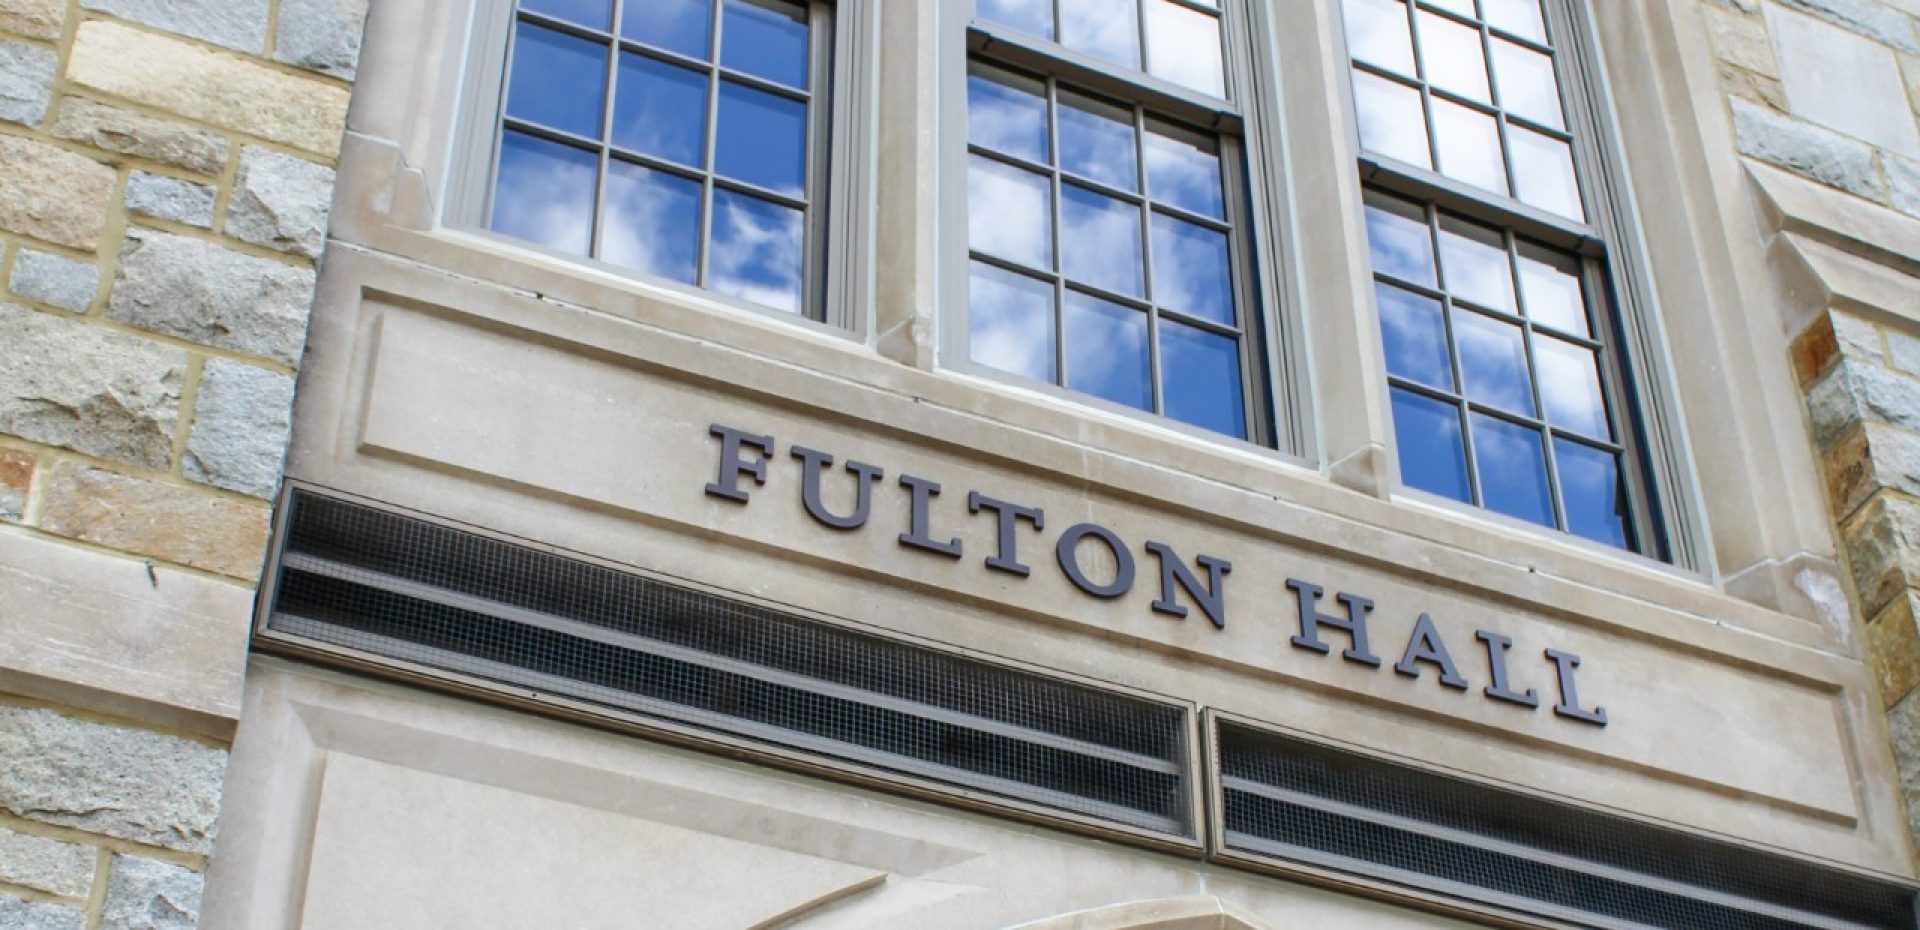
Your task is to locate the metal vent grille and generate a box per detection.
[261,488,1196,839]
[1214,718,1917,930]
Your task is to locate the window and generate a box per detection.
[953,0,1281,445]
[479,0,838,318]
[1341,0,1662,555]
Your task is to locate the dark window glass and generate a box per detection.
[506,22,606,138]
[722,0,810,88]
[1391,388,1471,502]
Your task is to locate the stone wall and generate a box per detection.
[0,0,360,924]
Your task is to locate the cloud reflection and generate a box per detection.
[711,190,805,312]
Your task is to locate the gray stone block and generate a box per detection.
[1780,0,1919,52]
[0,705,226,855]
[0,40,55,126]
[9,250,101,311]
[226,147,336,259]
[0,895,85,930]
[49,98,228,176]
[80,0,268,53]
[0,827,96,898]
[274,0,368,80]
[0,303,185,469]
[108,230,316,366]
[99,856,201,930]
[124,172,215,228]
[1811,360,1920,446]
[1889,154,1920,220]
[186,359,293,498]
[1730,98,1887,202]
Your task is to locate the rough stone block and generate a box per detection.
[1780,0,1920,52]
[0,447,29,520]
[1808,359,1920,446]
[1890,154,1920,220]
[0,895,84,930]
[1792,315,1842,385]
[49,97,228,176]
[1717,63,1789,111]
[0,38,54,125]
[0,704,226,855]
[226,148,336,258]
[1870,592,1920,708]
[0,135,115,251]
[99,856,201,930]
[81,0,267,52]
[40,462,271,579]
[108,230,316,366]
[1705,7,1778,76]
[0,303,185,469]
[1731,98,1887,202]
[68,21,351,157]
[1888,325,1920,376]
[1843,494,1920,617]
[0,0,63,40]
[124,172,215,228]
[0,827,97,898]
[185,359,293,498]
[1769,4,1920,159]
[1893,685,1920,786]
[275,0,367,80]
[9,249,100,311]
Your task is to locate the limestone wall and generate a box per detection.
[0,0,359,925]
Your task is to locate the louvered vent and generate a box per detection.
[1213,717,1917,930]
[260,487,1197,840]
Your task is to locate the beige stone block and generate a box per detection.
[0,527,253,731]
[0,0,63,40]
[1869,592,1920,708]
[1704,6,1778,76]
[1768,4,1920,159]
[1717,63,1789,112]
[66,21,349,157]
[1792,314,1842,386]
[0,135,113,251]
[1843,493,1920,618]
[39,462,270,579]
[49,97,228,176]
[0,447,29,521]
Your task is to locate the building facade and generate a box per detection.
[4,0,1920,926]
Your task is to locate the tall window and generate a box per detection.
[1343,0,1657,554]
[486,0,833,317]
[959,0,1271,444]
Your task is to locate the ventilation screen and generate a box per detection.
[1214,718,1917,930]
[262,488,1195,839]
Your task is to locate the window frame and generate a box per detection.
[445,0,873,333]
[936,0,1312,458]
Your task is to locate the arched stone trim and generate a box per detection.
[1006,895,1274,930]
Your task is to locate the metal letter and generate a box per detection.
[1545,648,1607,726]
[1056,523,1135,599]
[791,445,883,531]
[1394,613,1469,689]
[898,474,962,558]
[1145,541,1231,629]
[1287,579,1382,667]
[968,492,1045,576]
[1476,630,1539,708]
[704,424,775,503]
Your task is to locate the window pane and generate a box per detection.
[1343,0,1416,77]
[1510,126,1584,221]
[1424,0,1477,21]
[612,53,708,168]
[1061,0,1141,68]
[1516,244,1587,336]
[1431,98,1506,194]
[1534,335,1609,438]
[1151,214,1233,325]
[722,0,809,88]
[492,131,598,255]
[968,156,1054,269]
[1351,70,1431,170]
[1454,307,1535,416]
[1555,438,1631,549]
[1490,39,1562,129]
[523,0,610,29]
[1391,388,1470,502]
[623,0,713,57]
[601,160,701,284]
[1363,190,1435,287]
[710,190,805,311]
[1416,10,1490,104]
[976,0,1055,41]
[1162,320,1246,438]
[1437,217,1513,311]
[1144,0,1225,96]
[1061,184,1145,298]
[1059,90,1137,190]
[1065,291,1151,411]
[1482,0,1546,43]
[715,81,807,196]
[970,262,1057,383]
[1144,121,1225,218]
[970,64,1051,165]
[1376,283,1452,390]
[507,22,607,138]
[1473,414,1553,526]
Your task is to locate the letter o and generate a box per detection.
[1055,523,1135,599]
